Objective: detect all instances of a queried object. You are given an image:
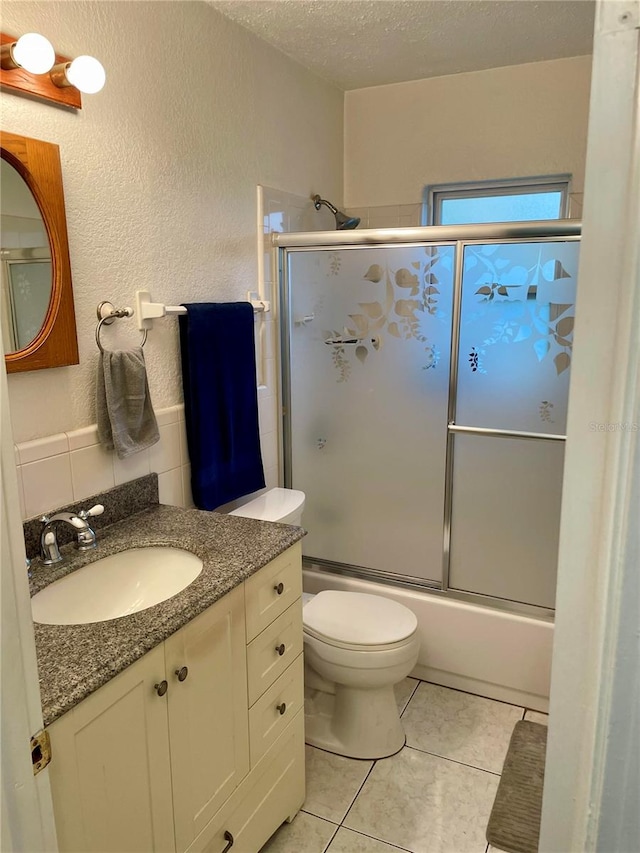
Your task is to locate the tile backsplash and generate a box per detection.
[22,473,159,560]
[14,400,280,521]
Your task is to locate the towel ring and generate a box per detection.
[96,302,148,353]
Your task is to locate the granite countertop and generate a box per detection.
[30,504,305,727]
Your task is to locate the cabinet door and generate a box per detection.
[47,644,175,853]
[166,584,250,852]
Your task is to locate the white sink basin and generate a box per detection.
[31,547,203,625]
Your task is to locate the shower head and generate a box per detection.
[312,194,360,230]
[334,209,361,230]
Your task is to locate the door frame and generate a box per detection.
[540,1,640,849]
[1,355,58,851]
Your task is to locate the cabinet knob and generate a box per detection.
[276,702,287,716]
[175,666,189,682]
[273,582,284,595]
[222,830,234,852]
[154,680,168,697]
[275,643,286,656]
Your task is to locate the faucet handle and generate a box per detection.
[78,504,104,521]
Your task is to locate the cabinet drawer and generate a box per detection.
[249,655,304,767]
[247,599,303,706]
[188,711,305,853]
[245,543,302,641]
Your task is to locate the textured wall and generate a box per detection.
[1,1,343,442]
[344,56,592,208]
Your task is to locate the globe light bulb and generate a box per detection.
[11,32,55,74]
[65,55,105,94]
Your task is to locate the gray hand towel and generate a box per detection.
[96,348,160,459]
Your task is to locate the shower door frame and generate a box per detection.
[276,220,581,619]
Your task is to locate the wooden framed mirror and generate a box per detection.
[1,131,78,372]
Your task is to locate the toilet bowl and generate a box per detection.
[229,488,420,760]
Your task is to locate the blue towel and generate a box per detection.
[179,303,265,510]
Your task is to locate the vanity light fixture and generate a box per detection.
[0,32,55,74]
[0,31,105,108]
[50,55,106,95]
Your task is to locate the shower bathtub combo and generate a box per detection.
[274,220,580,712]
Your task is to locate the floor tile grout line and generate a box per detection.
[418,678,530,713]
[332,824,415,852]
[399,678,421,718]
[339,755,379,828]
[321,820,341,853]
[415,677,549,724]
[402,743,502,777]
[300,807,340,825]
[298,762,404,851]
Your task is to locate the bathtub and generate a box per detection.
[303,567,552,712]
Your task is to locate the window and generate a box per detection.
[424,176,571,226]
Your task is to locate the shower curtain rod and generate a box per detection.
[272,219,582,249]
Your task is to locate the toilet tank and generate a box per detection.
[229,488,305,526]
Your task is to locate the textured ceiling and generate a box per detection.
[208,0,595,90]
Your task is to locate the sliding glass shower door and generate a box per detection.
[447,240,578,609]
[285,244,455,584]
[280,225,580,612]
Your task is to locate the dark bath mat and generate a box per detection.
[486,720,547,853]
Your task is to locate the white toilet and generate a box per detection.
[303,590,419,759]
[229,487,420,760]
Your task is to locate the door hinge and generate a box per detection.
[31,729,51,775]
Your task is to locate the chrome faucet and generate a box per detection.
[39,504,104,565]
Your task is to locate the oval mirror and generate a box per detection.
[1,131,78,372]
[1,158,53,354]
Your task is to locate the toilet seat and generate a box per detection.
[304,629,419,679]
[303,627,416,653]
[303,591,418,649]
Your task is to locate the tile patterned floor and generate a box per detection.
[260,678,548,853]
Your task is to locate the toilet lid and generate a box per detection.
[303,591,417,646]
[229,488,305,523]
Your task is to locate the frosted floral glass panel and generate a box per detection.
[7,260,52,350]
[287,244,454,583]
[448,434,565,608]
[457,241,579,434]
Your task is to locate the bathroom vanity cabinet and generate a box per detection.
[46,543,304,853]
